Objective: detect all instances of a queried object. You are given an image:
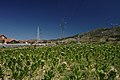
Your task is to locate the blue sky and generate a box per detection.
[0,0,120,40]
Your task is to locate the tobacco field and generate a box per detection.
[0,44,120,80]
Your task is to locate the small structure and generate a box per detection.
[27,40,35,44]
[4,38,18,44]
[0,34,18,44]
[18,40,28,43]
[0,34,7,44]
[0,34,7,39]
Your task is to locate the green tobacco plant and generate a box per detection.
[0,44,120,79]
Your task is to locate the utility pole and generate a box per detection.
[59,19,67,44]
[37,26,42,42]
[37,26,40,41]
[60,19,67,39]
[77,34,80,44]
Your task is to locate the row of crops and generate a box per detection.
[0,44,120,80]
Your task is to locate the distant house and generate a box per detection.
[4,38,18,44]
[0,34,18,44]
[18,40,27,43]
[27,40,35,44]
[0,34,7,39]
[0,34,7,43]
[0,38,4,44]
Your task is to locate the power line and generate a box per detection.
[60,19,67,39]
[37,26,42,41]
[37,26,40,41]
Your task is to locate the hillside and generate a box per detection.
[60,26,120,44]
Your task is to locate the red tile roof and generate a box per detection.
[0,34,7,39]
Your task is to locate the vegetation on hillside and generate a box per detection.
[57,26,120,44]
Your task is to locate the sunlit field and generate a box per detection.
[0,44,120,80]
